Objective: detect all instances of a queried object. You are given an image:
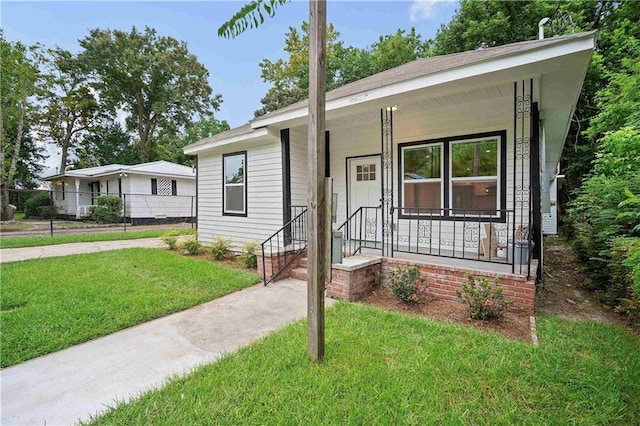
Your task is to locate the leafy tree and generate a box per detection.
[74,120,137,169]
[255,24,431,117]
[371,28,430,72]
[35,47,101,174]
[157,117,230,166]
[218,0,289,39]
[79,26,222,163]
[255,22,344,116]
[0,33,40,219]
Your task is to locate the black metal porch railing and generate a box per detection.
[390,207,532,273]
[336,205,382,257]
[261,207,307,285]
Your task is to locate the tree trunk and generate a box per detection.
[8,105,25,187]
[0,107,7,220]
[1,104,25,220]
[59,141,69,174]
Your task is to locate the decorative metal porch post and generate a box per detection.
[380,107,394,257]
[512,79,532,275]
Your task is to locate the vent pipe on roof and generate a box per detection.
[538,17,551,40]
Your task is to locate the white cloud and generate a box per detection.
[410,0,449,22]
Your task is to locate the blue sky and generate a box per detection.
[3,0,458,127]
[3,1,457,175]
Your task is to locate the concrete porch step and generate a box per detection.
[290,267,308,281]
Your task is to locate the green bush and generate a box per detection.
[180,237,202,255]
[209,237,231,261]
[90,195,122,223]
[611,237,640,329]
[24,192,52,219]
[161,230,181,250]
[456,273,512,321]
[385,265,426,303]
[238,241,259,269]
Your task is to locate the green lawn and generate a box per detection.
[86,303,640,425]
[0,229,194,249]
[0,248,260,367]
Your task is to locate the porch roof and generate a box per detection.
[43,160,195,181]
[184,31,596,158]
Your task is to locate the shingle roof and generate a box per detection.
[44,161,195,180]
[257,31,596,121]
[184,31,596,153]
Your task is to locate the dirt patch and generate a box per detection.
[362,286,532,343]
[536,238,622,324]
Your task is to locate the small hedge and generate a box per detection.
[24,192,54,219]
[90,195,122,223]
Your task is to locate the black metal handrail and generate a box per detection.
[336,205,382,257]
[261,207,308,285]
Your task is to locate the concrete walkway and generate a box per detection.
[0,238,163,263]
[1,278,330,425]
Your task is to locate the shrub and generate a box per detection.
[209,237,231,261]
[238,241,259,268]
[456,273,512,321]
[611,237,640,329]
[385,265,426,303]
[161,230,181,250]
[180,237,202,255]
[90,195,123,223]
[24,192,52,219]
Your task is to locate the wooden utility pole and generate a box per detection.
[307,0,327,362]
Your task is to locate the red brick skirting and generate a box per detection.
[326,259,381,301]
[381,258,536,314]
[257,249,306,283]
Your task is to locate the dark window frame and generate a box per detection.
[222,151,248,217]
[397,130,507,222]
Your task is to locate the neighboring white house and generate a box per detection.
[184,31,596,284]
[43,161,196,224]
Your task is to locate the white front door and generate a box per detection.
[348,156,381,241]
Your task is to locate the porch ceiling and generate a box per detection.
[288,83,513,141]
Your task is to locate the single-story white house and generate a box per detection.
[184,31,596,312]
[44,160,196,224]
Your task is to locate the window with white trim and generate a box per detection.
[450,138,499,214]
[401,144,442,212]
[223,152,246,216]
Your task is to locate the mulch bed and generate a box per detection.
[361,286,532,343]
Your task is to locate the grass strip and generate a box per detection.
[0,248,260,367]
[87,303,640,425]
[0,229,194,249]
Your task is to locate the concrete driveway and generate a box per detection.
[1,278,332,425]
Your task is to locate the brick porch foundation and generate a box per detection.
[381,258,536,314]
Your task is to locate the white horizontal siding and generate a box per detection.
[197,141,283,249]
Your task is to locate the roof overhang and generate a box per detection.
[251,33,596,131]
[183,126,279,155]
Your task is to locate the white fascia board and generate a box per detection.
[251,35,596,129]
[91,170,196,180]
[183,127,278,155]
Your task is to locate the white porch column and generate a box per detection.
[75,178,80,219]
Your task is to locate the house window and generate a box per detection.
[402,144,442,212]
[399,131,505,219]
[450,139,498,214]
[223,151,247,216]
[55,182,65,201]
[356,164,376,181]
[151,179,177,196]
